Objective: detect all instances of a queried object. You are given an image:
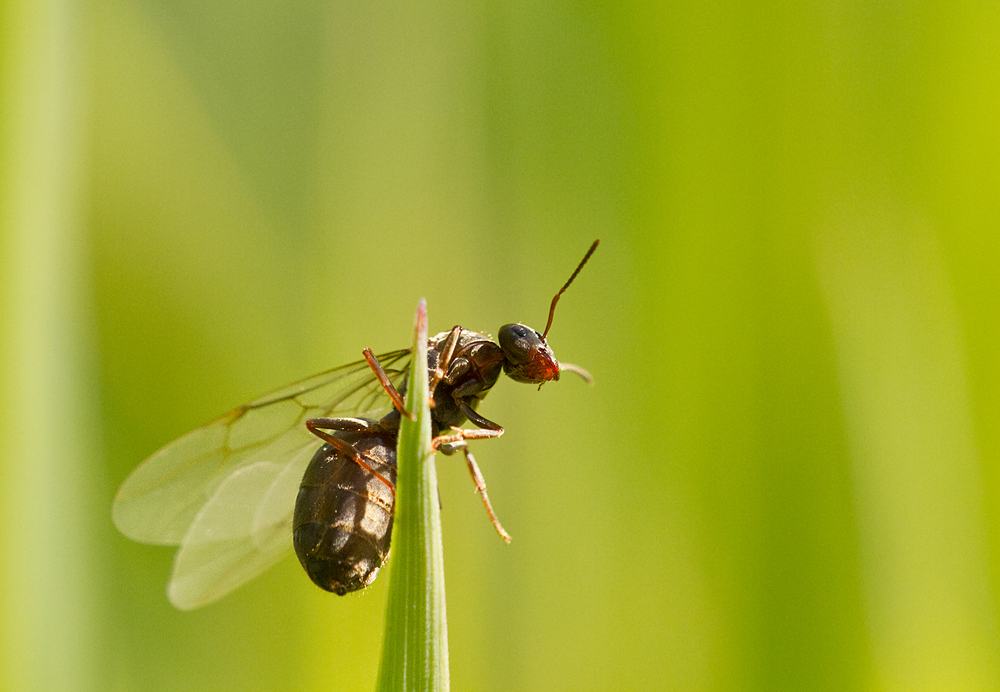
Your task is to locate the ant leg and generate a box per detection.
[457,399,504,433]
[363,348,413,420]
[306,418,395,494]
[432,422,506,537]
[429,325,463,394]
[430,391,508,540]
[432,424,503,449]
[438,439,511,543]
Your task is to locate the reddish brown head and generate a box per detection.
[497,239,599,386]
[498,323,560,384]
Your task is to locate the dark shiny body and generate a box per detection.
[293,429,398,595]
[292,328,513,594]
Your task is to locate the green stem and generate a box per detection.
[375,299,449,692]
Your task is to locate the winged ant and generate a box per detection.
[113,240,599,608]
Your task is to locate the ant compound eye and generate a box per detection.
[498,324,536,365]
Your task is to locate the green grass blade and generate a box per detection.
[1,3,101,689]
[376,298,449,692]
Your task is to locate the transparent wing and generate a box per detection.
[112,349,411,609]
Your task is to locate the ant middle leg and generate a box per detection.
[435,431,510,543]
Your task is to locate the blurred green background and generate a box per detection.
[3,0,1000,690]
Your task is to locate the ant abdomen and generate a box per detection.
[293,431,397,595]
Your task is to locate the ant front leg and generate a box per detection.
[306,417,395,493]
[433,422,510,542]
[428,325,463,395]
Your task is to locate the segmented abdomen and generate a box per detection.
[292,432,396,595]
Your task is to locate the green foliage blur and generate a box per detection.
[3,0,1000,690]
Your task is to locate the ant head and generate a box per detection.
[496,239,599,386]
[498,323,560,384]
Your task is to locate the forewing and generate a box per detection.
[112,349,411,547]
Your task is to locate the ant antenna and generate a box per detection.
[542,239,599,339]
